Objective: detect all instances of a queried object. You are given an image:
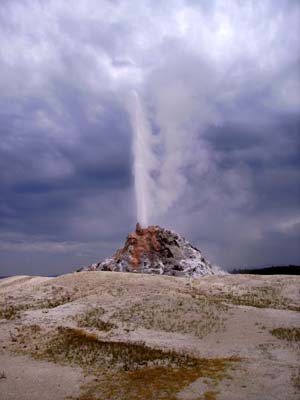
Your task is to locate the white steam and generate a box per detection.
[128,82,215,227]
[128,82,214,226]
[128,91,156,227]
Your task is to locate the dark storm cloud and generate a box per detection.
[0,0,299,275]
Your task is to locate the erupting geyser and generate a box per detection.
[129,91,154,227]
[78,93,225,277]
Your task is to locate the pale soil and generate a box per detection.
[0,353,90,400]
[0,272,299,400]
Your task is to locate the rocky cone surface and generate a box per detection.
[78,223,224,277]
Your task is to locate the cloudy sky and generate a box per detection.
[0,0,299,276]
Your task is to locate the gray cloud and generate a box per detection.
[0,0,299,275]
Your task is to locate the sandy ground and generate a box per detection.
[0,272,299,399]
[0,353,89,400]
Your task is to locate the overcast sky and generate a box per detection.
[0,0,299,276]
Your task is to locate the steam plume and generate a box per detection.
[128,91,156,227]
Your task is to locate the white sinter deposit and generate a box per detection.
[78,223,224,277]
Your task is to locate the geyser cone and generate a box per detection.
[78,224,224,277]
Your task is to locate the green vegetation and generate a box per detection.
[41,326,203,370]
[218,286,300,311]
[0,285,77,320]
[37,294,73,309]
[0,304,31,320]
[0,295,71,320]
[76,308,116,332]
[291,367,300,390]
[270,327,300,342]
[230,265,300,275]
[114,295,227,338]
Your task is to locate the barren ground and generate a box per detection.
[0,272,299,400]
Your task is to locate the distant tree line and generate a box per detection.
[230,265,300,275]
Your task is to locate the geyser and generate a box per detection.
[128,89,194,228]
[78,223,222,277]
[129,91,155,227]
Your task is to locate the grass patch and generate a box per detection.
[219,286,300,311]
[291,367,300,390]
[0,295,72,320]
[8,324,43,347]
[0,286,76,320]
[40,327,204,371]
[270,327,300,342]
[37,294,73,309]
[76,308,116,332]
[0,304,31,320]
[114,295,227,339]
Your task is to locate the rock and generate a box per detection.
[77,224,225,277]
